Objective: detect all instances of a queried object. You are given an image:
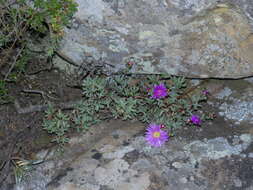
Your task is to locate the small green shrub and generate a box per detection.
[0,0,77,80]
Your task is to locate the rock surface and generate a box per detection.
[55,0,253,78]
[13,78,253,190]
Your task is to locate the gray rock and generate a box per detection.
[183,135,252,165]
[13,121,253,190]
[55,0,253,78]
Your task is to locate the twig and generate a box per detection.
[27,66,54,75]
[1,4,36,70]
[22,89,47,99]
[14,99,81,114]
[4,46,24,81]
[22,89,58,100]
[0,39,17,69]
[55,50,115,70]
[55,50,79,68]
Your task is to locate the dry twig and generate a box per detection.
[14,99,81,114]
[4,46,24,80]
[21,89,58,100]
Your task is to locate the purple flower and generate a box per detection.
[190,115,202,125]
[202,90,209,96]
[127,61,135,67]
[145,124,169,147]
[151,83,168,99]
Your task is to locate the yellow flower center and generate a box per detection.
[153,132,161,138]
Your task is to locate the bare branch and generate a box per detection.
[14,99,81,114]
[4,46,24,80]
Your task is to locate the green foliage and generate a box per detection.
[82,76,107,99]
[28,0,77,34]
[43,74,212,146]
[72,100,102,132]
[1,0,77,39]
[111,97,138,120]
[42,104,70,146]
[0,0,77,80]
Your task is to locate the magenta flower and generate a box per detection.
[128,61,134,66]
[145,124,169,147]
[127,61,135,68]
[202,90,209,96]
[190,115,201,125]
[151,83,168,99]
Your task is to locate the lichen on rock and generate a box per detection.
[55,0,253,78]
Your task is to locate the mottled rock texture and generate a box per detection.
[12,79,253,190]
[55,0,253,78]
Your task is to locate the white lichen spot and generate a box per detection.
[219,98,253,124]
[139,31,156,40]
[215,87,232,99]
[214,16,223,24]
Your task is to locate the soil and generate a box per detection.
[0,59,82,189]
